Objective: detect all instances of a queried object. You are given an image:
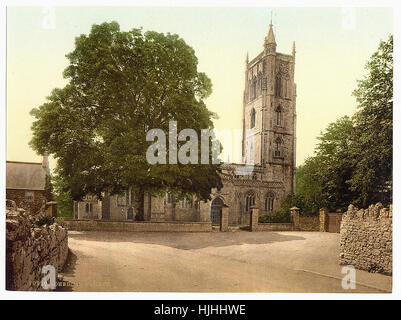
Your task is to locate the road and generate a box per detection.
[59,230,392,293]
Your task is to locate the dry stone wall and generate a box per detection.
[299,215,320,231]
[339,203,392,275]
[64,219,212,232]
[6,207,68,290]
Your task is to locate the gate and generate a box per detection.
[327,213,342,233]
[211,197,223,226]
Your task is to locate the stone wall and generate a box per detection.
[339,203,392,275]
[6,189,47,216]
[299,215,320,231]
[6,207,68,291]
[256,223,294,231]
[64,219,212,232]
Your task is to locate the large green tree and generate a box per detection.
[295,116,355,212]
[30,22,222,220]
[349,35,393,206]
[295,35,393,211]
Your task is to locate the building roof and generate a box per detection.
[6,159,49,191]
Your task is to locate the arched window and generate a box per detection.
[85,203,93,213]
[265,192,275,212]
[275,76,281,97]
[250,108,256,128]
[117,191,127,206]
[274,137,283,157]
[245,193,256,213]
[181,197,193,209]
[258,72,263,95]
[166,192,173,204]
[275,105,282,126]
[252,78,257,99]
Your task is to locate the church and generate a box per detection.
[74,22,297,227]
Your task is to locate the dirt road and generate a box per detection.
[59,230,392,293]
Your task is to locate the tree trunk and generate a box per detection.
[133,188,145,221]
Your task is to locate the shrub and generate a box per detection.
[259,209,291,223]
[34,215,55,227]
[54,217,66,228]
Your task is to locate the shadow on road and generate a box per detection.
[56,249,77,291]
[66,230,306,250]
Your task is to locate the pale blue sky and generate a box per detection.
[7,6,393,169]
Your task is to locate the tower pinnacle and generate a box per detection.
[266,22,276,44]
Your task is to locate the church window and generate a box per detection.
[181,198,193,209]
[252,78,257,100]
[274,137,283,157]
[166,192,173,204]
[250,108,256,128]
[245,193,255,212]
[265,192,275,212]
[275,76,281,97]
[85,203,92,213]
[283,79,287,98]
[275,106,283,126]
[117,191,127,206]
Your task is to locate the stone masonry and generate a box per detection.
[6,206,68,290]
[339,203,392,275]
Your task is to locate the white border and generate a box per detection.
[0,0,400,300]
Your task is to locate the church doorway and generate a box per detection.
[210,197,223,226]
[127,207,134,220]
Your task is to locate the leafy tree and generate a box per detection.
[294,117,355,212]
[295,159,324,214]
[315,116,356,211]
[30,22,222,220]
[52,174,74,218]
[349,35,393,206]
[295,36,393,210]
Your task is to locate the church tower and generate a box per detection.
[241,21,297,195]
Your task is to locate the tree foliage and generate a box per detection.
[51,174,74,218]
[349,35,393,206]
[294,35,393,212]
[30,22,222,220]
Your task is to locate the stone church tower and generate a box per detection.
[242,22,296,196]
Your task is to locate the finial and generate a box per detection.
[246,51,249,63]
[292,41,296,56]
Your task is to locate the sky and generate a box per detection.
[6,6,393,170]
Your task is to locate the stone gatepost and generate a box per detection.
[250,206,259,232]
[290,207,300,231]
[220,204,229,232]
[319,208,329,232]
[45,201,57,218]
